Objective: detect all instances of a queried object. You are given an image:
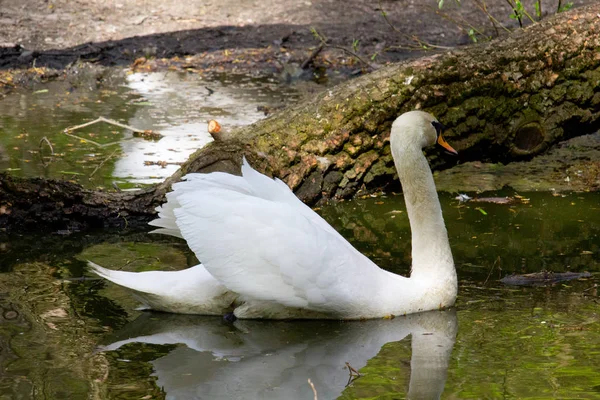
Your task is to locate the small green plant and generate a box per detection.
[557,1,573,12]
[352,39,360,53]
[534,0,542,19]
[310,27,320,41]
[468,29,478,43]
[506,0,535,27]
[387,0,573,56]
[436,0,489,43]
[507,0,524,27]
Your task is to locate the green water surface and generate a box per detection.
[1,71,598,399]
[0,192,598,399]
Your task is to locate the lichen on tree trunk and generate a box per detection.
[1,4,600,232]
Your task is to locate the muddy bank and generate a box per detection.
[0,0,595,81]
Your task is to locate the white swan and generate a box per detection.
[89,111,458,319]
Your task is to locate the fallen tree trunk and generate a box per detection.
[1,4,600,232]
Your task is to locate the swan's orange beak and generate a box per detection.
[437,134,458,155]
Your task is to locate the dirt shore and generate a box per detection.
[0,0,594,77]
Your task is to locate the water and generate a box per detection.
[1,71,599,398]
[0,192,598,399]
[0,71,301,189]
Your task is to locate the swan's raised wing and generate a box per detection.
[149,170,254,238]
[150,159,340,239]
[168,161,393,317]
[240,159,359,244]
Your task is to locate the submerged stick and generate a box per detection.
[39,136,54,166]
[63,116,163,147]
[65,116,148,135]
[89,148,119,178]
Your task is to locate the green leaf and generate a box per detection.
[476,208,488,216]
[558,2,573,12]
[438,0,444,9]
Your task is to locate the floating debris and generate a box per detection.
[500,271,592,286]
[132,130,163,140]
[144,160,183,168]
[457,195,528,205]
[455,193,472,202]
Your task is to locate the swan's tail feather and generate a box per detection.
[88,261,166,311]
[88,261,149,293]
[88,261,237,315]
[87,261,180,298]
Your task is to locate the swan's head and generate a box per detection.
[390,111,457,154]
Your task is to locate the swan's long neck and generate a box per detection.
[391,141,455,282]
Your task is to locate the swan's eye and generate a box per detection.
[431,121,446,137]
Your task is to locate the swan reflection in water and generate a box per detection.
[100,310,457,399]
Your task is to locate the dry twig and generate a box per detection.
[345,362,362,387]
[307,378,318,400]
[378,0,454,50]
[63,131,117,148]
[66,116,148,135]
[310,28,376,70]
[472,0,511,34]
[484,256,502,285]
[301,43,325,69]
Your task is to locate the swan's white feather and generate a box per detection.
[88,261,236,314]
[173,184,388,316]
[89,112,458,319]
[149,168,256,238]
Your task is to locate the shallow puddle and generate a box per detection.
[0,192,598,398]
[0,71,301,189]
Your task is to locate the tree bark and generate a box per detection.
[1,4,600,232]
